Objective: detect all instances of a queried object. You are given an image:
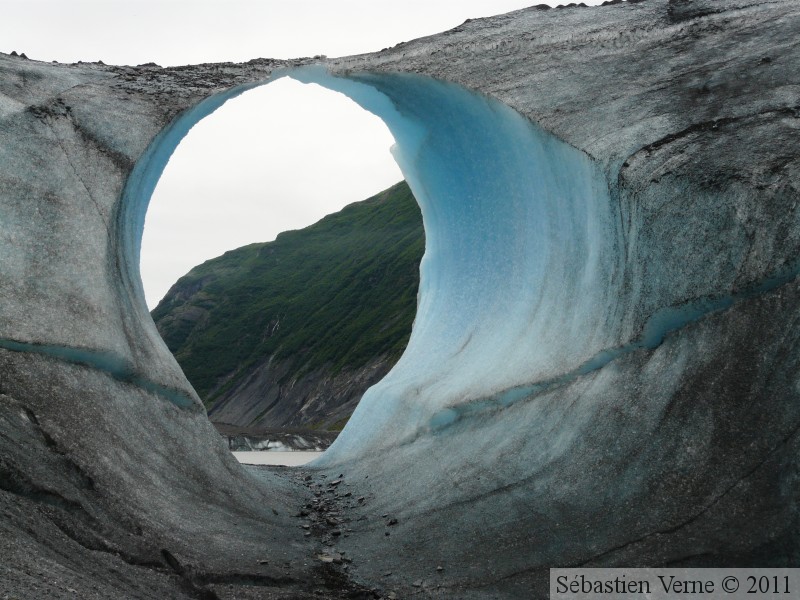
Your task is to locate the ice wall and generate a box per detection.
[119,65,624,455]
[124,64,793,465]
[3,3,798,592]
[122,64,796,463]
[288,68,624,460]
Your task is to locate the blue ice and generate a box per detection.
[119,67,635,458]
[288,67,623,462]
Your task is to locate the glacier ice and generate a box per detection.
[3,3,800,593]
[119,66,620,436]
[121,66,627,458]
[120,64,800,465]
[286,67,624,462]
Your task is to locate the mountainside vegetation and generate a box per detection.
[151,180,423,430]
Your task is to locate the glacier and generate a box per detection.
[120,63,626,458]
[1,0,799,598]
[288,67,623,461]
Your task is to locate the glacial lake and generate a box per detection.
[233,451,323,466]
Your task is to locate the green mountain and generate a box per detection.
[151,181,423,430]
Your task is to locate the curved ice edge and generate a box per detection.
[110,63,796,461]
[0,338,198,410]
[428,261,800,434]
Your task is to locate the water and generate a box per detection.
[233,451,323,466]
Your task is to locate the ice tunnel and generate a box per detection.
[118,66,623,459]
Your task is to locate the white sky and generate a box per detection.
[3,0,605,307]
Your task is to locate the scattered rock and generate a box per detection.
[318,552,344,564]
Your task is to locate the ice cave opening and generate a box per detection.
[119,66,621,464]
[137,77,403,310]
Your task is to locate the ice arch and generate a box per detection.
[118,66,621,458]
[4,5,799,593]
[291,69,623,461]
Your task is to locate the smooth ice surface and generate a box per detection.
[0,338,196,409]
[119,65,624,446]
[121,64,795,463]
[288,67,623,462]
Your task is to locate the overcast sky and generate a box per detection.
[4,0,605,307]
